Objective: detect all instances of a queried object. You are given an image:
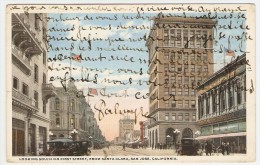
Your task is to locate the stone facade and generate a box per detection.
[12,13,56,155]
[146,16,216,148]
[48,83,105,143]
[196,54,247,153]
[119,116,134,142]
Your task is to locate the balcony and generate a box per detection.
[42,83,57,101]
[12,13,43,60]
[12,45,32,75]
[12,88,38,112]
[13,13,43,51]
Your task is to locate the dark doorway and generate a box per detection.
[182,128,193,138]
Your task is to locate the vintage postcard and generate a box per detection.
[6,3,256,163]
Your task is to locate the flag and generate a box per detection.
[224,47,235,56]
[71,53,81,62]
[89,88,98,95]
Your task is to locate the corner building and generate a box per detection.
[196,54,246,153]
[12,13,56,155]
[49,83,106,143]
[146,16,216,148]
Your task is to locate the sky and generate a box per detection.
[47,9,248,141]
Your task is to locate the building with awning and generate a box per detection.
[196,54,247,153]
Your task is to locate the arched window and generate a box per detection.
[71,99,75,111]
[165,128,175,145]
[237,80,242,105]
[56,113,60,127]
[55,98,60,110]
[206,93,210,114]
[228,82,234,108]
[212,89,218,113]
[244,75,246,102]
[221,86,226,111]
[201,96,204,117]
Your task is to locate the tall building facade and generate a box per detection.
[119,116,134,142]
[196,54,246,153]
[146,16,216,148]
[49,83,105,143]
[12,13,56,155]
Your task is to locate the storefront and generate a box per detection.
[12,118,25,156]
[196,118,246,153]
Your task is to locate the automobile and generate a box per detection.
[44,138,91,156]
[180,138,200,156]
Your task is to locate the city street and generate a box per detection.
[91,146,246,157]
[91,146,177,156]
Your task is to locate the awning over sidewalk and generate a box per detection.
[195,132,246,140]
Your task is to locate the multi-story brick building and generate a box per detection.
[196,54,247,153]
[49,83,105,143]
[146,16,216,148]
[119,116,135,142]
[12,13,56,155]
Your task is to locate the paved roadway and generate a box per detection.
[91,146,177,156]
[91,146,246,157]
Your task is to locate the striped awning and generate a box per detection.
[195,132,246,140]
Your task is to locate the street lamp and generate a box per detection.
[71,129,78,141]
[195,130,201,138]
[49,131,54,140]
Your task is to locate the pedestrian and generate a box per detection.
[152,143,154,150]
[175,142,180,154]
[207,142,213,156]
[220,142,226,155]
[201,142,205,152]
[226,142,231,155]
[103,149,108,158]
[122,143,125,151]
[205,141,209,156]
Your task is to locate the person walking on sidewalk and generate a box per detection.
[226,142,231,155]
[205,141,212,156]
[122,143,126,151]
[220,142,226,155]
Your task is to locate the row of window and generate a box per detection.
[164,100,196,108]
[55,98,76,111]
[53,117,78,129]
[164,51,209,61]
[13,77,40,109]
[198,77,246,118]
[164,87,196,96]
[163,29,210,48]
[165,75,205,85]
[164,112,196,121]
[27,13,47,44]
[164,64,208,73]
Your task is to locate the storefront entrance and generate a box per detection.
[12,118,25,156]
